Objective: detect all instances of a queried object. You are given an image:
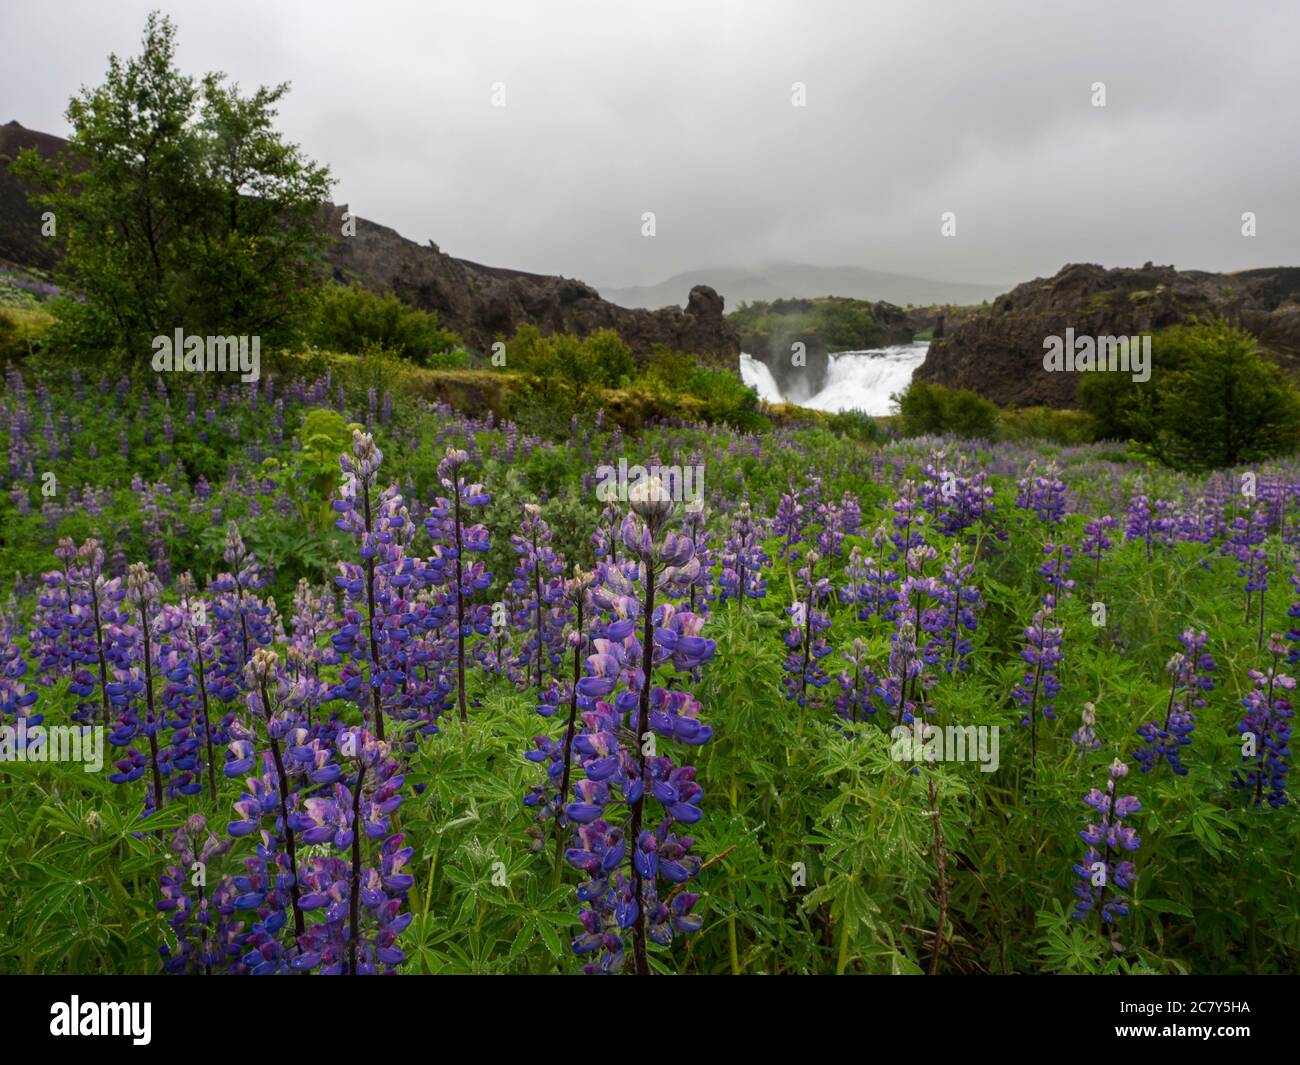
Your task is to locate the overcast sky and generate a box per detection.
[5,0,1299,290]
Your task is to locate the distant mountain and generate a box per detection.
[598,263,1010,310]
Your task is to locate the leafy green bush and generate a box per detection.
[999,406,1095,445]
[826,408,885,444]
[641,345,697,392]
[1078,318,1300,469]
[686,365,765,431]
[895,379,999,439]
[305,283,462,364]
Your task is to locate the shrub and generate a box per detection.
[895,379,999,439]
[826,408,885,444]
[1078,318,1300,469]
[686,365,765,430]
[999,406,1095,445]
[305,283,461,364]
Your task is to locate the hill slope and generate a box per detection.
[0,121,739,365]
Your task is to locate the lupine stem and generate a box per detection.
[628,552,658,977]
[347,761,368,974]
[137,597,164,810]
[553,597,584,889]
[453,484,468,725]
[258,678,304,938]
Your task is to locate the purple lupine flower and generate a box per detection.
[1016,461,1068,525]
[717,501,768,607]
[681,508,715,616]
[525,566,598,865]
[592,501,623,566]
[1071,758,1141,939]
[1011,609,1064,761]
[1080,514,1116,593]
[1231,634,1294,809]
[1038,541,1075,611]
[935,545,981,674]
[157,814,236,974]
[1223,505,1269,641]
[564,476,714,975]
[1125,486,1178,562]
[1133,629,1214,776]
[291,729,413,974]
[104,562,169,812]
[1071,701,1101,752]
[890,485,928,573]
[32,538,126,727]
[1286,557,1300,666]
[844,523,900,626]
[782,551,834,710]
[287,578,335,690]
[240,648,308,939]
[772,487,806,561]
[510,503,566,691]
[210,522,274,695]
[878,619,933,726]
[919,450,995,535]
[0,609,40,747]
[333,431,448,740]
[834,638,880,727]
[424,447,492,725]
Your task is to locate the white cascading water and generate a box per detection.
[740,341,929,416]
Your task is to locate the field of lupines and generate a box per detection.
[0,362,1296,976]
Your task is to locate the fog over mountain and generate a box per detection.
[3,0,1298,294]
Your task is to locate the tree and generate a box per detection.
[1078,319,1300,469]
[1158,321,1300,469]
[13,12,332,355]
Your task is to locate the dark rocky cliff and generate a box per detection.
[319,203,737,365]
[914,262,1300,407]
[0,121,739,367]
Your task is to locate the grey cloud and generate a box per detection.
[4,0,1297,298]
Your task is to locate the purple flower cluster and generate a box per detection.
[717,502,768,606]
[510,503,566,690]
[424,447,493,724]
[1134,629,1214,776]
[1071,759,1141,928]
[782,552,834,708]
[1011,609,1064,759]
[560,479,715,975]
[1232,635,1294,808]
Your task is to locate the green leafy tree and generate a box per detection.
[13,11,333,355]
[1079,319,1300,469]
[1155,321,1300,469]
